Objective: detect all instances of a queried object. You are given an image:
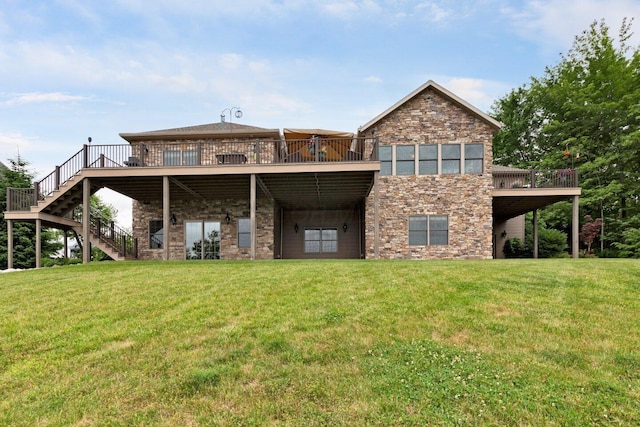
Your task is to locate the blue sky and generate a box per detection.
[1,0,639,224]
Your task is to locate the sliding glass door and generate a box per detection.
[185,220,221,260]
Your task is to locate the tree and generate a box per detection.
[491,19,640,256]
[579,215,603,255]
[1,156,62,269]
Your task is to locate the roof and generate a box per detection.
[492,165,530,174]
[358,80,502,134]
[119,122,281,142]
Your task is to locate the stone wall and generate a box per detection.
[133,198,274,260]
[365,87,495,259]
[130,137,278,166]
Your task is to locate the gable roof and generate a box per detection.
[358,80,502,134]
[120,122,281,142]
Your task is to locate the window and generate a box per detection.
[429,215,449,245]
[238,218,251,248]
[441,144,460,174]
[379,146,392,176]
[304,228,338,253]
[408,215,449,246]
[185,220,221,260]
[163,150,198,166]
[183,150,198,166]
[149,220,163,249]
[419,144,438,174]
[163,151,181,166]
[396,145,415,175]
[464,144,483,174]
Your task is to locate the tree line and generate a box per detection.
[491,19,640,257]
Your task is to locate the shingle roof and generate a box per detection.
[119,122,281,142]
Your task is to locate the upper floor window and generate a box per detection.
[419,144,438,175]
[163,150,198,166]
[379,146,392,176]
[441,144,460,174]
[396,145,415,175]
[464,144,484,174]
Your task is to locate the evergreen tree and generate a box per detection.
[1,157,62,269]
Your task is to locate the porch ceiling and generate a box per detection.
[493,188,581,220]
[94,171,375,210]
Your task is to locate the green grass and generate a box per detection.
[1,259,639,426]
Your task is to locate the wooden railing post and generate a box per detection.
[83,144,89,168]
[110,221,115,240]
[100,154,105,168]
[33,182,40,205]
[530,170,536,188]
[197,142,202,166]
[134,238,138,258]
[55,166,60,189]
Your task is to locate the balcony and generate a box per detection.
[492,166,580,220]
[493,167,578,190]
[11,137,378,207]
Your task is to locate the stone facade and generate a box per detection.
[133,198,274,260]
[130,137,278,167]
[364,87,495,259]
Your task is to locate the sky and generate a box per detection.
[1,0,639,226]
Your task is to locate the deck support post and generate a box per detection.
[63,230,69,259]
[373,171,379,259]
[35,219,42,268]
[163,175,170,260]
[533,209,539,259]
[7,220,13,269]
[83,178,91,263]
[572,195,580,259]
[250,173,256,260]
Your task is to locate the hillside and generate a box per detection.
[1,260,639,425]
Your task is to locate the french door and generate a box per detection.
[185,220,221,260]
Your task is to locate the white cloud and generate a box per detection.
[2,92,89,106]
[415,2,454,24]
[502,0,640,53]
[440,77,511,112]
[364,75,383,84]
[321,2,359,18]
[0,132,35,154]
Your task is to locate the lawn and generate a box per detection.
[1,259,639,426]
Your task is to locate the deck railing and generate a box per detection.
[69,207,138,259]
[20,137,379,202]
[494,169,578,189]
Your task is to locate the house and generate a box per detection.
[3,80,581,267]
